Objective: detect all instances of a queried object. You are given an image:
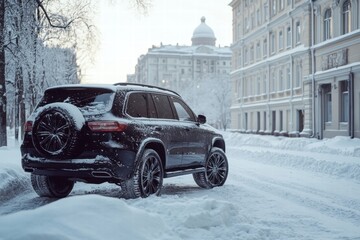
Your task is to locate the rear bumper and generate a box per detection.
[21,150,136,183]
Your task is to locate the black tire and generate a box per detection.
[193,147,229,189]
[32,103,85,159]
[31,174,74,198]
[120,149,164,199]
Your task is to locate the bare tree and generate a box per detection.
[0,0,6,146]
[0,0,152,147]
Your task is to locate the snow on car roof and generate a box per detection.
[46,83,180,96]
[46,84,118,92]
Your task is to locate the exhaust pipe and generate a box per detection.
[91,171,112,178]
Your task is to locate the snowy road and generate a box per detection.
[1,133,360,239]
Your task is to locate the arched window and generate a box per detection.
[324,9,332,40]
[342,0,351,34]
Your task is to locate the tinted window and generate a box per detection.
[126,93,148,117]
[39,88,115,115]
[172,98,196,121]
[152,94,175,119]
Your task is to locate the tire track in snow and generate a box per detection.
[231,169,360,226]
[228,146,360,181]
[243,168,360,214]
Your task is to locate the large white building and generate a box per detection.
[230,0,360,138]
[129,17,232,128]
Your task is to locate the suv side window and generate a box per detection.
[152,94,175,119]
[171,97,196,122]
[126,93,148,117]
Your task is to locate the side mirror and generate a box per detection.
[197,115,206,124]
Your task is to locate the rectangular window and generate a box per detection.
[263,111,267,131]
[296,21,301,44]
[286,27,291,47]
[286,66,291,89]
[250,45,254,62]
[256,42,261,60]
[250,77,254,95]
[245,17,250,32]
[257,76,261,95]
[257,112,261,132]
[295,64,301,88]
[244,112,248,130]
[245,48,249,64]
[279,0,284,10]
[251,13,255,29]
[257,9,261,25]
[279,69,284,90]
[271,32,276,53]
[279,110,283,131]
[286,110,290,132]
[264,3,269,21]
[324,9,332,40]
[279,31,284,50]
[340,81,349,122]
[271,70,276,92]
[342,1,351,34]
[272,111,276,133]
[263,38,268,58]
[263,73,267,94]
[272,0,277,16]
[325,92,332,122]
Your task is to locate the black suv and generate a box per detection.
[21,83,228,198]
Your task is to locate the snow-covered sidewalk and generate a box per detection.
[0,133,360,240]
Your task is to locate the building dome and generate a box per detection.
[191,17,216,46]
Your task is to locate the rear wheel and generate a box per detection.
[193,147,229,189]
[31,174,74,198]
[120,149,164,199]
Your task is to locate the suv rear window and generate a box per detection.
[38,88,115,115]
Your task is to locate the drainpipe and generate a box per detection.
[310,0,316,138]
[349,71,354,138]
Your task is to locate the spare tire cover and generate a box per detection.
[32,103,85,159]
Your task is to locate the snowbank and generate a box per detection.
[224,132,360,181]
[0,145,30,204]
[224,132,360,157]
[1,132,360,240]
[0,195,178,240]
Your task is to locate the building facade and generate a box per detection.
[230,0,360,138]
[130,17,232,128]
[312,0,360,138]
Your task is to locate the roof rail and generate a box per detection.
[113,82,180,96]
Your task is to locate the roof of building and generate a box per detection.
[147,44,231,57]
[191,17,216,46]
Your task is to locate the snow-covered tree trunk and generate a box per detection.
[0,0,7,147]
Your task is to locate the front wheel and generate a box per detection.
[120,149,164,199]
[31,174,74,198]
[193,148,229,189]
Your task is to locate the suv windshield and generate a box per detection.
[38,88,115,115]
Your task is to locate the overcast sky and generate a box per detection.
[82,0,233,84]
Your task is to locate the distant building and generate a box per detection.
[130,17,232,128]
[127,74,135,83]
[229,0,360,138]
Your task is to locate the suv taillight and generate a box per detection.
[24,121,33,132]
[87,121,127,132]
